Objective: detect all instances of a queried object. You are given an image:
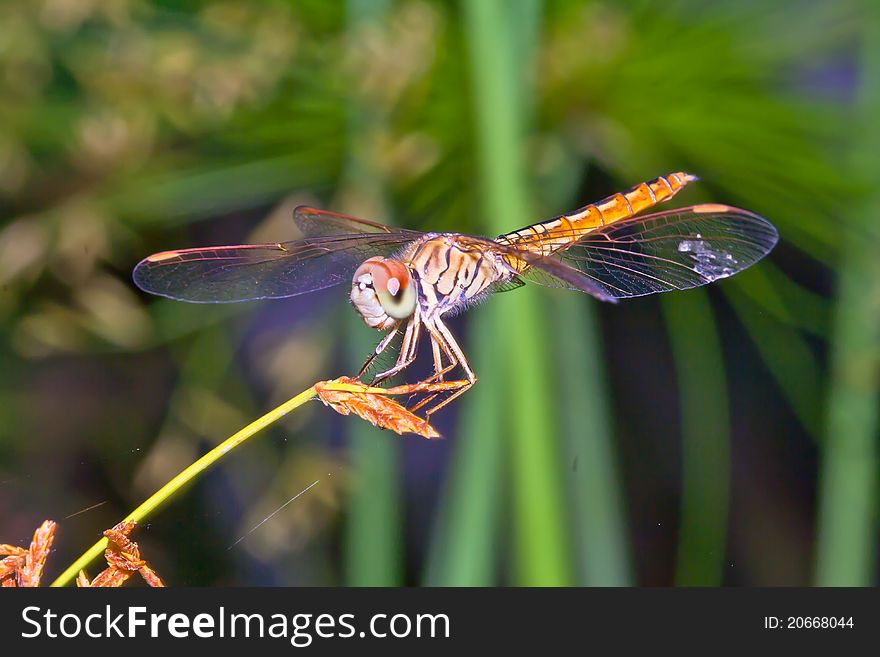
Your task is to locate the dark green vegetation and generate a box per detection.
[0,0,875,585]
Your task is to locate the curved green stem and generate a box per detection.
[50,386,318,587]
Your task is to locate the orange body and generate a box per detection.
[497,172,697,260]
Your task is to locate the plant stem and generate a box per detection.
[341,0,402,587]
[663,291,730,586]
[427,0,544,587]
[424,306,506,585]
[463,0,572,585]
[554,296,633,585]
[814,1,880,587]
[50,386,318,587]
[815,240,880,585]
[542,145,632,586]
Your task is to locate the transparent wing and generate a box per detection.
[523,204,778,299]
[133,232,422,303]
[446,235,620,302]
[294,205,423,239]
[294,207,618,302]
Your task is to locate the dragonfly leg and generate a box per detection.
[408,317,476,416]
[430,337,445,381]
[407,327,460,412]
[372,312,421,384]
[426,329,458,382]
[423,317,477,417]
[356,323,400,379]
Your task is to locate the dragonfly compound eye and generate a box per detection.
[372,259,416,320]
[351,257,416,326]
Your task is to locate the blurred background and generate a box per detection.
[1,0,877,586]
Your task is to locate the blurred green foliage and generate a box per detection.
[0,0,875,586]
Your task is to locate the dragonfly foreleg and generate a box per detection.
[356,323,401,379]
[371,312,421,384]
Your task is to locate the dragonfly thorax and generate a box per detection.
[351,256,417,330]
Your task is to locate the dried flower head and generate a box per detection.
[0,520,57,587]
[315,376,440,439]
[78,520,164,587]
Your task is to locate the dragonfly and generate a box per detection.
[133,172,778,417]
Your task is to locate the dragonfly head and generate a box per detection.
[351,257,417,330]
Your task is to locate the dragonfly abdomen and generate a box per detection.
[497,172,698,258]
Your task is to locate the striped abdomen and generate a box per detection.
[496,172,698,259]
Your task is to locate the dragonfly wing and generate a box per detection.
[450,235,619,302]
[546,204,778,299]
[294,205,423,239]
[489,277,526,293]
[133,232,420,303]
